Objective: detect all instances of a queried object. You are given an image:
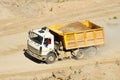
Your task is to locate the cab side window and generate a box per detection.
[44,38,51,47]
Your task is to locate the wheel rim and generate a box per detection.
[48,56,54,62]
[77,52,84,58]
[77,51,84,59]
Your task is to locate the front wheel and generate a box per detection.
[46,53,56,64]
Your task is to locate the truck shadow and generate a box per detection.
[23,51,45,64]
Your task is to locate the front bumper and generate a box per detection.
[24,49,47,61]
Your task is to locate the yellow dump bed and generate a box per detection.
[49,21,105,50]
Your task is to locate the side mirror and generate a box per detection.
[28,31,31,35]
[29,30,33,34]
[28,31,31,38]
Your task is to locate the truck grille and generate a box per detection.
[28,44,39,54]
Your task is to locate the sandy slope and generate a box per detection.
[0,0,120,80]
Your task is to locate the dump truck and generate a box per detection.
[25,21,105,64]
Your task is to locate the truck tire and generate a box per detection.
[75,49,84,60]
[46,53,56,64]
[84,46,97,58]
[72,49,84,60]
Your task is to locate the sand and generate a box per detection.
[59,22,90,33]
[0,0,120,80]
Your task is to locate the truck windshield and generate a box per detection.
[29,32,43,44]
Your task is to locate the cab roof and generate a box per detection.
[32,27,53,38]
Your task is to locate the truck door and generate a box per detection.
[42,38,52,55]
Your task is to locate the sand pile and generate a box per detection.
[59,22,90,33]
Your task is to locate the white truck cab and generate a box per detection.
[26,27,55,64]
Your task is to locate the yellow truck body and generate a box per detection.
[49,21,105,50]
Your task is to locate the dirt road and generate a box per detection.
[0,0,120,80]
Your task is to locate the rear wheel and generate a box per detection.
[46,53,56,64]
[73,49,84,60]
